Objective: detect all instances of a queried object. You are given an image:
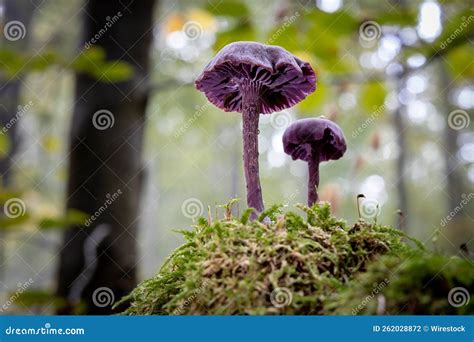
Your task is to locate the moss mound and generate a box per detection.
[326,253,474,315]
[120,203,423,315]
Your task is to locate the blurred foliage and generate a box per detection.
[0,47,133,82]
[327,254,474,315]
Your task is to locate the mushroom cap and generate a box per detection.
[195,41,316,114]
[282,118,347,162]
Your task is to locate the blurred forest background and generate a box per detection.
[0,0,472,314]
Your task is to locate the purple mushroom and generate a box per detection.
[282,118,346,207]
[195,41,316,213]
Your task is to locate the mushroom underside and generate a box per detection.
[196,62,315,114]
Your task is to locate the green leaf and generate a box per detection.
[214,22,256,52]
[38,209,89,230]
[296,81,330,114]
[305,9,358,37]
[360,81,387,113]
[377,11,418,26]
[12,290,66,309]
[99,61,134,82]
[72,47,133,82]
[26,50,59,72]
[206,0,249,17]
[0,133,11,157]
[445,45,474,81]
[0,214,30,229]
[0,49,25,76]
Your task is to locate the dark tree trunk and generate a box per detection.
[0,0,35,298]
[0,0,35,185]
[56,0,157,314]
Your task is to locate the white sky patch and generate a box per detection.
[267,150,286,168]
[272,132,284,153]
[338,92,357,110]
[459,143,474,163]
[377,35,401,62]
[454,87,474,109]
[407,54,426,68]
[166,31,186,49]
[406,75,427,94]
[317,0,342,13]
[258,135,268,153]
[407,100,429,124]
[417,1,442,42]
[290,162,306,177]
[359,174,387,203]
[400,27,418,45]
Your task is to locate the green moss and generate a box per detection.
[326,253,474,315]
[119,202,428,315]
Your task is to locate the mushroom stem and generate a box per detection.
[307,152,320,207]
[241,86,264,214]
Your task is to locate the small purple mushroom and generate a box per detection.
[282,118,346,207]
[195,41,316,213]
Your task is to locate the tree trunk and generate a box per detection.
[0,0,35,300]
[393,77,409,232]
[0,0,35,184]
[56,0,157,314]
[439,62,465,218]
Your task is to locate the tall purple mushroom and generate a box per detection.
[282,118,346,207]
[195,41,316,213]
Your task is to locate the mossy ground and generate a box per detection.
[119,202,473,315]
